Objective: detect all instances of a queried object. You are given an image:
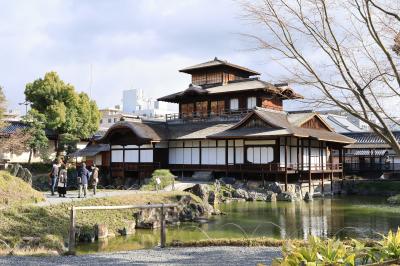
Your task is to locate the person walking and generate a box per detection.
[57,164,68,197]
[78,162,90,198]
[91,164,99,195]
[49,159,60,196]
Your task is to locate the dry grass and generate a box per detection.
[0,191,198,254]
[170,237,304,247]
[0,171,44,207]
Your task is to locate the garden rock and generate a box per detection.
[232,188,249,200]
[94,224,109,239]
[22,168,33,185]
[118,221,136,235]
[265,191,277,202]
[190,184,209,201]
[265,182,282,194]
[134,208,161,229]
[277,192,295,202]
[303,192,313,202]
[248,191,267,201]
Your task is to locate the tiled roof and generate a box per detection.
[96,108,354,144]
[210,108,355,143]
[158,79,303,103]
[179,58,260,75]
[69,144,110,157]
[0,121,28,135]
[320,114,363,133]
[343,131,400,144]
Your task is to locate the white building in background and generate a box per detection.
[98,107,140,130]
[3,109,21,122]
[122,89,170,118]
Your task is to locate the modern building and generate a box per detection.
[81,58,355,190]
[122,89,170,118]
[98,107,141,130]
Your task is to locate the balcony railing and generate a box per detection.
[166,108,253,123]
[169,162,343,172]
[344,163,400,173]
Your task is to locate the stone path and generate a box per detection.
[0,246,281,265]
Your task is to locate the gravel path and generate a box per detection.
[0,247,281,265]
[36,190,156,207]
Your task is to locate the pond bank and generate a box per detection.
[0,246,280,266]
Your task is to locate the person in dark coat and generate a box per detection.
[78,162,90,198]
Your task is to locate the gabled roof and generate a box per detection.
[98,121,167,144]
[288,112,334,131]
[158,79,303,103]
[208,108,355,143]
[179,57,260,76]
[322,114,363,133]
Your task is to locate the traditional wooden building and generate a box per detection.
[343,131,400,175]
[96,58,355,190]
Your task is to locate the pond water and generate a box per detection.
[77,196,400,254]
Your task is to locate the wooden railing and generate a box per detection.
[68,203,178,254]
[165,108,253,122]
[169,162,343,173]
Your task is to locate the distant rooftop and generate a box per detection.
[179,57,260,76]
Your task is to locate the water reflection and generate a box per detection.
[77,196,400,254]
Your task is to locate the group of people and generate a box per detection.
[49,160,100,198]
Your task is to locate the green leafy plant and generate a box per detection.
[141,169,176,191]
[273,236,356,266]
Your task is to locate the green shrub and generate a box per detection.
[141,169,176,191]
[20,163,52,175]
[273,229,400,265]
[387,194,400,204]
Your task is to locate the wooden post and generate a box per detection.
[68,207,76,254]
[308,139,311,193]
[160,204,166,248]
[284,137,288,192]
[321,172,325,194]
[330,147,333,193]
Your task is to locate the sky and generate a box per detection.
[0,0,304,115]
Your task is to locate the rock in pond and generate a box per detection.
[94,224,109,239]
[277,192,295,202]
[303,192,313,202]
[248,191,267,201]
[232,188,249,200]
[265,182,282,194]
[118,221,136,235]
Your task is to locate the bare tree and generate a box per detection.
[240,0,400,154]
[0,129,32,157]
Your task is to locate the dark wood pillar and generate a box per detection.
[284,137,288,192]
[339,147,343,179]
[330,147,333,193]
[225,140,228,177]
[308,139,312,193]
[138,145,141,185]
[297,138,300,183]
[122,145,126,181]
[109,147,113,180]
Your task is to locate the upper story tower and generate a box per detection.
[180,57,260,86]
[158,58,303,121]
